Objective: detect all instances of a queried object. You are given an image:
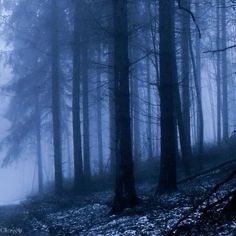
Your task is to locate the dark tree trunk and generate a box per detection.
[108,43,116,177]
[131,61,141,162]
[72,0,84,191]
[216,0,222,145]
[65,127,72,179]
[158,0,177,193]
[189,35,204,157]
[221,0,228,142]
[96,42,104,175]
[130,5,141,164]
[35,94,43,194]
[175,76,191,176]
[82,35,91,182]
[111,0,138,213]
[146,57,153,160]
[51,0,63,194]
[146,0,160,159]
[180,0,192,170]
[194,1,204,155]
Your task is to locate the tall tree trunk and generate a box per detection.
[189,33,204,165]
[158,0,177,193]
[146,0,160,159]
[66,127,72,179]
[175,77,191,176]
[130,3,141,163]
[82,38,91,182]
[131,62,141,162]
[111,0,138,213]
[36,94,43,194]
[96,42,104,175]
[190,44,204,152]
[108,43,116,177]
[194,1,204,155]
[51,0,63,194]
[146,57,153,159]
[216,0,222,145]
[221,0,228,142]
[180,0,192,161]
[72,0,84,191]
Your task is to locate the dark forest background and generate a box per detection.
[0,0,235,235]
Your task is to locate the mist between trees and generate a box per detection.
[0,0,235,216]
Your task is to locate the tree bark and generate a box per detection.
[35,94,43,194]
[108,43,116,177]
[158,0,177,193]
[72,0,84,191]
[194,1,204,155]
[51,0,63,194]
[96,42,104,175]
[189,37,204,157]
[221,0,228,142]
[82,33,91,183]
[146,57,153,160]
[131,57,141,162]
[111,0,138,213]
[216,0,222,145]
[181,0,192,155]
[175,76,191,176]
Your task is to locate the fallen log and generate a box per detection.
[168,167,236,235]
[178,158,236,184]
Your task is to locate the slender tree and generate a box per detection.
[221,0,228,142]
[189,35,204,156]
[181,0,192,158]
[146,57,153,159]
[96,42,104,175]
[108,43,116,177]
[194,1,204,155]
[35,94,43,194]
[72,0,84,191]
[216,0,222,145]
[131,61,141,162]
[51,0,63,193]
[82,27,91,183]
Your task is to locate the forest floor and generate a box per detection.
[0,161,235,236]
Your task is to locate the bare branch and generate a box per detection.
[203,44,236,53]
[176,0,201,39]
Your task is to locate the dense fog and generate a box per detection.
[0,0,235,235]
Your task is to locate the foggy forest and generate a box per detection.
[0,0,235,235]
